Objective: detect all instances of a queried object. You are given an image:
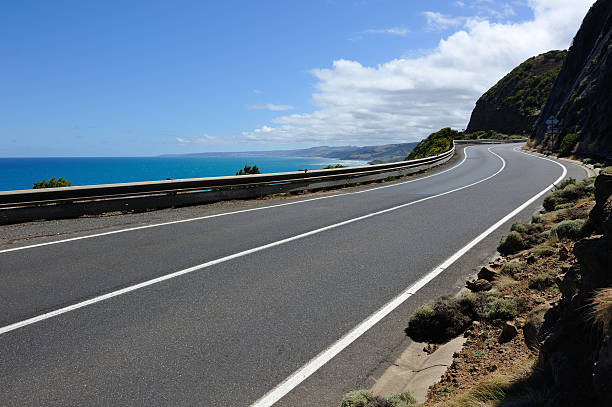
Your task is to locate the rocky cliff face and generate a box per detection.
[466,50,566,135]
[531,170,612,407]
[529,0,612,159]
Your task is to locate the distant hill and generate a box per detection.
[163,142,418,164]
[466,50,566,135]
[529,0,612,159]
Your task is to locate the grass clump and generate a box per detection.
[433,377,511,407]
[543,178,594,211]
[590,288,612,332]
[479,296,517,321]
[528,273,555,290]
[510,221,527,234]
[405,297,472,343]
[532,245,555,257]
[339,390,416,407]
[384,176,396,182]
[500,262,522,277]
[531,214,543,224]
[549,219,587,241]
[497,231,526,255]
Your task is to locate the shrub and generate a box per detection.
[559,133,580,157]
[323,164,345,169]
[543,178,594,211]
[340,390,372,407]
[533,245,555,257]
[529,273,555,290]
[501,262,522,277]
[497,231,526,255]
[555,177,576,190]
[339,390,416,407]
[479,297,517,321]
[236,165,261,175]
[385,392,417,407]
[384,176,396,182]
[406,297,472,343]
[550,219,587,240]
[582,158,594,165]
[510,221,527,234]
[33,177,71,189]
[531,215,543,224]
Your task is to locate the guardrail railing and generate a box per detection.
[0,139,525,225]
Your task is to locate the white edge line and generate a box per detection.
[249,147,567,407]
[0,147,500,336]
[0,148,471,254]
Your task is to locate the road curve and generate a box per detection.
[0,144,587,406]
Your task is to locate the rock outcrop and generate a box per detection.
[529,0,612,159]
[466,50,566,135]
[532,171,612,407]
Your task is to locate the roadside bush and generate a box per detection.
[497,231,526,255]
[236,165,261,175]
[529,273,555,290]
[33,177,71,189]
[479,296,517,321]
[339,390,416,407]
[510,221,527,234]
[406,297,472,343]
[556,177,577,190]
[582,158,594,165]
[501,262,522,277]
[559,133,580,157]
[550,219,587,240]
[531,214,543,224]
[543,178,594,211]
[340,390,372,407]
[323,164,345,169]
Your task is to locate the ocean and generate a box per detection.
[0,156,366,191]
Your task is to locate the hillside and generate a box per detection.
[529,0,612,159]
[163,142,418,164]
[466,50,566,135]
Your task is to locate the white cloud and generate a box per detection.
[363,27,409,36]
[176,134,217,144]
[423,12,466,30]
[253,89,263,94]
[241,0,595,146]
[246,103,295,111]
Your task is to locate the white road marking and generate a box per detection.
[0,147,472,254]
[0,147,503,336]
[249,147,567,407]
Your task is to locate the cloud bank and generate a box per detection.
[241,0,594,146]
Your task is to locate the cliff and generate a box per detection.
[529,0,612,159]
[466,50,566,135]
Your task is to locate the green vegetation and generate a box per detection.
[543,178,594,211]
[510,221,527,234]
[384,176,396,182]
[500,262,522,277]
[481,50,566,117]
[339,390,416,407]
[235,165,261,175]
[497,231,526,255]
[406,128,514,160]
[528,273,555,290]
[33,177,71,189]
[559,133,580,157]
[550,219,587,241]
[322,164,345,169]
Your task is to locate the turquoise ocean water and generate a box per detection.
[0,156,366,191]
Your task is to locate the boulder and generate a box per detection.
[524,303,553,350]
[477,266,499,282]
[466,279,492,292]
[499,322,519,343]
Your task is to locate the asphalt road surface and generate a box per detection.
[0,144,587,406]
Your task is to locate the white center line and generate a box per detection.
[0,147,503,336]
[1,147,471,254]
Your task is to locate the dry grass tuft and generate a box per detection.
[590,288,612,331]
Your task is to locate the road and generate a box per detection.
[0,144,587,406]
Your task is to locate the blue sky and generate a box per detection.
[0,0,594,157]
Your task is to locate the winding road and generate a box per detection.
[0,144,587,406]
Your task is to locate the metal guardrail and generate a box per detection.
[0,139,525,225]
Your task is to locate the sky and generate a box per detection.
[0,0,596,157]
